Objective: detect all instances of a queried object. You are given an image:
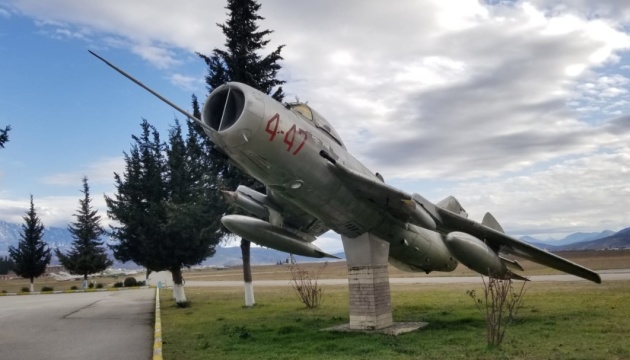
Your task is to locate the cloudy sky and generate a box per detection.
[1,0,629,252]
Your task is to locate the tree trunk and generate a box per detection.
[83,274,88,289]
[30,278,34,293]
[171,266,187,303]
[241,239,255,306]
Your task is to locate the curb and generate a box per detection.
[0,286,154,296]
[153,287,163,360]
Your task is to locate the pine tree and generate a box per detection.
[9,195,51,292]
[56,177,112,288]
[107,120,164,272]
[106,119,222,303]
[0,256,15,275]
[0,125,10,148]
[197,0,285,307]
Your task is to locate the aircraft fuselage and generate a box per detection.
[202,82,457,273]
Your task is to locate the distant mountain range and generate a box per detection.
[1,220,628,268]
[0,220,78,254]
[521,228,630,251]
[197,246,345,267]
[0,220,343,268]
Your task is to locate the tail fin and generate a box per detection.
[437,196,468,218]
[482,212,504,233]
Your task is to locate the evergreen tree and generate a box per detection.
[107,120,166,273]
[0,256,15,275]
[106,119,222,303]
[56,177,112,288]
[0,125,10,148]
[8,195,51,292]
[197,0,285,307]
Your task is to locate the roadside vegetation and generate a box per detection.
[160,281,630,360]
[0,274,146,293]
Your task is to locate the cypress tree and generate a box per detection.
[0,125,10,148]
[0,256,15,275]
[107,120,166,274]
[197,0,285,307]
[106,119,222,303]
[9,195,52,292]
[56,176,112,288]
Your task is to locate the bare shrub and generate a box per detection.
[467,275,527,348]
[288,261,327,308]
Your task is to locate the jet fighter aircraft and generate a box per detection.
[90,51,601,284]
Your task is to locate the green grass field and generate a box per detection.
[160,281,630,360]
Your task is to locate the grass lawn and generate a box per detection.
[160,280,630,360]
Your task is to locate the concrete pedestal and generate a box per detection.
[342,232,393,330]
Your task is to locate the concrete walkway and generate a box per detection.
[0,288,154,360]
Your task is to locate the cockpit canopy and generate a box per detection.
[287,103,345,148]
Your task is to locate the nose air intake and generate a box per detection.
[204,86,246,131]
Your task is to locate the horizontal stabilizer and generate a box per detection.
[500,255,524,271]
[508,271,529,282]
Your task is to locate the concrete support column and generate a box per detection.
[342,232,393,330]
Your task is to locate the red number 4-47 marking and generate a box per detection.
[265,114,307,155]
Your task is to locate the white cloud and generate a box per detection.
[443,149,630,236]
[0,7,11,18]
[169,73,203,91]
[41,156,125,186]
[1,157,128,228]
[131,43,180,69]
[0,194,111,228]
[4,0,226,69]
[3,0,630,242]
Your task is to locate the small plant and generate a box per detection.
[70,285,79,290]
[1,290,6,294]
[137,280,146,286]
[41,286,54,292]
[96,283,104,289]
[288,260,327,308]
[222,324,252,340]
[21,287,30,293]
[467,274,528,348]
[123,277,138,287]
[88,282,95,289]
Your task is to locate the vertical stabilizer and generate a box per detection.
[482,212,505,233]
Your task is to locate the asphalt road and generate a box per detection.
[145,268,630,287]
[0,289,154,360]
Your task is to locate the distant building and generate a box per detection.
[45,265,66,276]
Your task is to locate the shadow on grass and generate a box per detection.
[423,316,485,330]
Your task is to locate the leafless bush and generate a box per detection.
[288,261,327,308]
[467,275,528,348]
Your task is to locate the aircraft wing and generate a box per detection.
[324,155,601,283]
[322,153,413,221]
[267,188,329,240]
[436,209,602,283]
